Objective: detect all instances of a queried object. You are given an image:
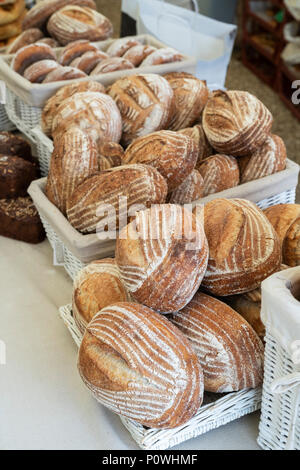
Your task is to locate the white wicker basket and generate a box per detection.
[258,267,300,450]
[31,127,53,177]
[0,103,16,131]
[59,303,262,450]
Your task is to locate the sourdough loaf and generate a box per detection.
[168,169,204,204]
[178,124,213,167]
[90,57,134,75]
[198,154,240,196]
[97,142,124,171]
[140,47,184,66]
[23,59,59,83]
[106,37,141,57]
[42,65,87,83]
[6,28,43,53]
[123,44,156,67]
[11,42,56,76]
[59,40,99,66]
[70,50,108,74]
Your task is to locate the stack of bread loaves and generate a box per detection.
[0,0,26,49]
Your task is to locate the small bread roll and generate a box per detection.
[78,302,204,428]
[116,204,209,313]
[123,44,156,67]
[170,292,264,393]
[198,154,240,196]
[168,169,204,204]
[178,124,213,167]
[106,37,141,57]
[90,57,134,75]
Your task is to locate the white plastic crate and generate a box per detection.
[59,303,262,450]
[258,267,300,450]
[0,103,16,131]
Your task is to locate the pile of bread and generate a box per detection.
[0,0,26,49]
[41,72,288,231]
[10,37,185,83]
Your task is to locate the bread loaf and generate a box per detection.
[198,198,281,295]
[108,74,174,146]
[0,154,37,198]
[41,80,106,136]
[264,204,300,267]
[203,90,273,156]
[6,28,43,54]
[11,42,56,76]
[198,154,240,196]
[97,141,124,171]
[106,37,141,57]
[123,44,156,67]
[90,57,134,75]
[116,204,209,313]
[164,72,209,131]
[45,126,99,214]
[42,65,87,83]
[240,134,286,183]
[66,164,168,233]
[168,170,204,204]
[47,6,113,45]
[123,130,198,191]
[59,40,99,66]
[72,259,130,334]
[170,292,264,392]
[140,47,184,66]
[70,50,108,74]
[0,0,25,26]
[0,132,33,163]
[178,124,213,167]
[51,91,122,144]
[23,59,59,83]
[78,302,204,428]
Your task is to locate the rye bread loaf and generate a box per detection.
[198,154,240,196]
[168,169,204,204]
[70,50,108,74]
[115,204,209,313]
[42,64,87,83]
[78,301,204,428]
[170,292,264,393]
[0,132,33,163]
[0,154,37,198]
[66,164,168,233]
[23,59,59,83]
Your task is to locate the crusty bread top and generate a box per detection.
[264,204,300,243]
[198,154,240,196]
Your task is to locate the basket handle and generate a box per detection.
[270,372,300,394]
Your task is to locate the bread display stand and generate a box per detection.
[258,267,300,450]
[0,35,196,141]
[59,303,261,450]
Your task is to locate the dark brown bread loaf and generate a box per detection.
[198,198,281,295]
[115,204,209,313]
[11,42,57,76]
[78,302,204,428]
[203,90,273,156]
[170,292,264,393]
[70,50,108,74]
[0,132,33,163]
[66,164,168,233]
[0,196,45,243]
[0,154,37,198]
[198,154,240,196]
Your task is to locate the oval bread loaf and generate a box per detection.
[90,57,134,75]
[106,37,141,57]
[198,154,240,196]
[11,42,56,76]
[78,301,204,428]
[178,124,213,167]
[123,44,156,67]
[168,169,204,204]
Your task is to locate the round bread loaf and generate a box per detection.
[140,47,184,66]
[164,72,209,131]
[66,164,168,233]
[240,134,287,183]
[11,42,56,76]
[264,204,300,267]
[42,64,87,83]
[22,0,96,30]
[116,204,209,313]
[170,292,264,393]
[72,259,130,334]
[59,40,99,66]
[97,141,124,171]
[203,90,273,156]
[0,9,26,40]
[0,0,25,26]
[123,130,198,191]
[70,50,108,74]
[37,37,59,48]
[47,6,113,45]
[106,37,141,57]
[41,80,106,136]
[198,154,240,196]
[6,27,43,54]
[123,44,156,67]
[168,169,204,204]
[51,91,122,144]
[78,301,204,428]
[23,59,59,83]
[199,198,281,295]
[90,57,134,75]
[108,74,174,146]
[46,126,99,214]
[178,124,213,167]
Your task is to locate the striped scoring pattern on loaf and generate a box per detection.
[71,50,109,74]
[45,126,98,214]
[66,164,168,233]
[72,259,130,334]
[240,134,287,183]
[140,47,184,66]
[59,40,99,66]
[51,91,122,144]
[198,154,240,196]
[123,130,198,191]
[116,204,209,313]
[78,302,204,428]
[170,292,264,393]
[200,198,281,295]
[90,57,134,75]
[108,74,174,146]
[178,124,213,167]
[203,90,273,156]
[123,45,156,67]
[168,169,204,204]
[106,37,142,57]
[164,73,209,131]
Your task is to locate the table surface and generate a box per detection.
[0,236,261,450]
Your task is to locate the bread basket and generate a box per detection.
[0,34,196,141]
[258,267,300,450]
[59,302,261,450]
[28,159,299,280]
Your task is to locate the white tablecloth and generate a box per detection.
[0,236,261,450]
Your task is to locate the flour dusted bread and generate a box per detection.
[23,59,59,83]
[170,292,264,393]
[164,72,209,131]
[106,37,141,57]
[240,134,287,183]
[59,40,99,66]
[140,47,184,66]
[203,90,273,156]
[123,130,198,191]
[116,204,209,313]
[97,141,124,171]
[6,28,43,53]
[70,50,108,74]
[78,302,204,428]
[178,124,213,167]
[168,170,204,204]
[198,154,240,196]
[123,44,156,67]
[42,65,87,83]
[108,74,174,146]
[264,204,300,267]
[11,42,56,75]
[198,198,281,295]
[90,57,134,75]
[72,259,129,334]
[66,164,167,233]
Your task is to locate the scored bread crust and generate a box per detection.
[198,154,240,196]
[78,301,204,429]
[170,292,264,393]
[90,57,134,75]
[123,45,156,67]
[23,59,59,83]
[11,42,56,76]
[59,40,99,66]
[168,169,204,204]
[140,47,184,66]
[6,28,43,54]
[178,124,213,167]
[106,37,141,57]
